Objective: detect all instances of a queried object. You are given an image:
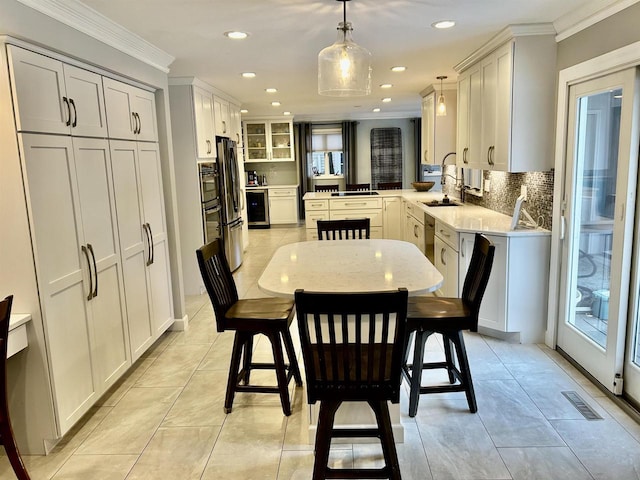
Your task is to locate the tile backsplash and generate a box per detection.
[443,167,555,230]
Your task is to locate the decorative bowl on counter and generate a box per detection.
[411,181,435,192]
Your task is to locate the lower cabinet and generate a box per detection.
[329,197,383,238]
[434,221,459,297]
[304,199,329,240]
[268,187,298,224]
[458,232,550,342]
[383,197,403,240]
[19,133,130,435]
[110,140,174,361]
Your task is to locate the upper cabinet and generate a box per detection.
[214,97,231,138]
[243,119,294,162]
[103,77,158,142]
[421,85,457,165]
[455,25,556,172]
[7,45,107,138]
[229,103,243,147]
[193,86,216,158]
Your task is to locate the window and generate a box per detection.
[311,126,343,176]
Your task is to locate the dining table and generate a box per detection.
[258,239,444,443]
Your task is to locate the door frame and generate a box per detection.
[548,39,640,348]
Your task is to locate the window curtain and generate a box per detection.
[342,121,358,184]
[412,117,421,181]
[294,122,312,219]
[370,127,403,189]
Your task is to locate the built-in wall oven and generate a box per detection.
[198,162,222,243]
[247,188,270,228]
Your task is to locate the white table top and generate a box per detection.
[258,239,443,298]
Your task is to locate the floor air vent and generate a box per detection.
[561,391,603,420]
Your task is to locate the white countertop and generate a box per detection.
[303,189,550,237]
[258,239,443,298]
[245,184,298,190]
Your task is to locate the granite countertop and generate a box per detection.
[303,189,550,237]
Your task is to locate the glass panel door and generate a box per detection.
[557,68,639,393]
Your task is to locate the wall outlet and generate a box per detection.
[520,185,527,201]
[484,179,491,192]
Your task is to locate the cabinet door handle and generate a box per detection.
[424,149,428,162]
[132,112,137,134]
[463,147,468,164]
[87,243,98,298]
[69,98,77,127]
[63,97,71,126]
[236,133,240,144]
[206,139,211,154]
[441,247,446,266]
[81,245,94,301]
[414,224,419,238]
[487,146,495,166]
[136,113,142,134]
[142,223,151,266]
[146,222,155,266]
[222,120,227,134]
[439,229,450,238]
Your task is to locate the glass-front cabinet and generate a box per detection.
[243,119,294,162]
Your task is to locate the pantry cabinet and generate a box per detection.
[455,25,556,172]
[243,119,294,162]
[103,77,158,142]
[19,133,129,434]
[110,140,174,360]
[7,45,107,138]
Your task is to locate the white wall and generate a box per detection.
[355,118,417,188]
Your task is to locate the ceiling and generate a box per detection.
[78,0,620,121]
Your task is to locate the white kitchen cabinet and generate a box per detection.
[421,87,457,165]
[330,197,383,238]
[229,103,243,146]
[304,199,329,240]
[244,119,294,162]
[458,232,550,342]
[19,133,129,435]
[103,77,158,142]
[383,197,403,240]
[269,187,299,224]
[7,45,107,138]
[434,221,459,297]
[110,140,174,360]
[455,26,556,172]
[193,86,216,158]
[214,96,231,138]
[404,201,426,254]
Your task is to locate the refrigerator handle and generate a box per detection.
[240,187,245,210]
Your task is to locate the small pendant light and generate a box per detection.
[436,75,447,116]
[318,0,372,97]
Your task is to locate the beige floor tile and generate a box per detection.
[50,454,138,480]
[277,449,353,480]
[201,450,281,480]
[197,332,234,371]
[134,344,210,387]
[75,387,181,455]
[126,426,219,480]
[96,357,155,407]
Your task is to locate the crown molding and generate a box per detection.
[454,23,556,73]
[420,82,456,97]
[554,0,640,42]
[168,76,241,106]
[16,0,174,73]
[292,109,421,122]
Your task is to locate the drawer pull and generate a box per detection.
[344,202,367,206]
[439,229,450,237]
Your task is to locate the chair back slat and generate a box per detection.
[317,218,370,240]
[295,289,408,403]
[377,182,402,190]
[461,234,495,330]
[196,240,239,332]
[346,183,370,191]
[315,184,339,192]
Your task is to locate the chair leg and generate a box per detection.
[442,334,456,384]
[268,331,292,416]
[242,334,254,385]
[313,400,341,480]
[282,329,303,386]
[224,331,247,414]
[451,330,477,413]
[0,421,31,480]
[368,400,401,480]
[408,330,428,417]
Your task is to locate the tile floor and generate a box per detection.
[3,225,640,479]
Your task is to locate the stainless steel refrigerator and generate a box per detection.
[216,136,243,271]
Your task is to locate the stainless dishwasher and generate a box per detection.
[424,211,435,265]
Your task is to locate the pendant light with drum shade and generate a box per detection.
[436,75,447,116]
[318,0,372,96]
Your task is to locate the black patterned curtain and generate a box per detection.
[342,121,358,183]
[294,122,312,219]
[370,127,403,189]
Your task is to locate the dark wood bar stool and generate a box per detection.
[377,182,402,190]
[403,233,495,417]
[346,183,370,191]
[317,218,370,240]
[0,295,31,480]
[314,184,339,192]
[196,240,302,416]
[295,288,408,480]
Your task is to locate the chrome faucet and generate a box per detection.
[440,152,457,186]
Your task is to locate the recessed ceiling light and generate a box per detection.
[271,101,281,107]
[240,109,248,114]
[224,31,249,39]
[432,20,456,29]
[382,98,391,103]
[373,108,381,112]
[265,88,278,93]
[380,84,393,89]
[391,66,406,72]
[241,72,256,78]
[283,111,291,115]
